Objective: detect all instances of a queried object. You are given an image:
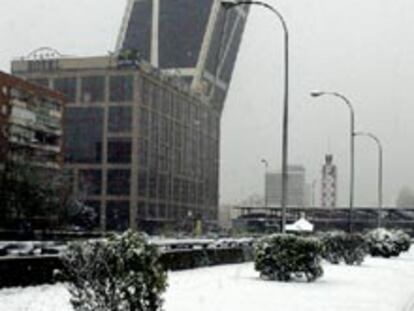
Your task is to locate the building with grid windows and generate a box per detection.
[12,56,220,232]
[11,0,249,232]
[321,154,337,208]
[0,71,64,171]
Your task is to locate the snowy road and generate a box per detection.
[1,249,414,311]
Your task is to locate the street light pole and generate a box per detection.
[221,0,290,233]
[355,131,383,227]
[310,91,355,233]
[261,159,269,208]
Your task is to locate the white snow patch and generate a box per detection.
[1,250,414,311]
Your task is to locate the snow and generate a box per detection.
[1,249,414,311]
[0,284,71,311]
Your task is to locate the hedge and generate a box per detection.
[366,228,411,258]
[254,234,324,282]
[320,231,367,265]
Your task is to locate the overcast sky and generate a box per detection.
[1,0,413,207]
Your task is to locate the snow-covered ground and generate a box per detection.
[2,249,414,311]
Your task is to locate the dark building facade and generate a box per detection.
[116,0,249,111]
[11,0,249,232]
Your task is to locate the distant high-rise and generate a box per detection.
[321,154,337,208]
[266,166,307,207]
[116,0,249,111]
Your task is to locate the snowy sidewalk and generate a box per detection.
[1,250,414,311]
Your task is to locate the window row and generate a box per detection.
[78,167,215,206]
[53,75,133,103]
[84,199,217,231]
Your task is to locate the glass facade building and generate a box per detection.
[117,0,249,112]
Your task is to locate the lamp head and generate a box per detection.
[310,90,325,97]
[221,0,238,9]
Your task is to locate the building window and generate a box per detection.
[81,76,105,103]
[159,203,166,219]
[107,138,132,164]
[107,169,131,195]
[54,77,77,102]
[110,75,133,102]
[106,201,130,231]
[158,174,167,200]
[138,170,148,197]
[141,79,151,106]
[148,203,157,218]
[139,139,148,168]
[78,169,102,195]
[108,106,132,133]
[151,85,160,112]
[64,107,103,163]
[148,171,157,199]
[139,108,149,137]
[84,200,101,228]
[137,201,147,219]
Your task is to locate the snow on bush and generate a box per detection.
[393,230,411,253]
[60,230,167,311]
[365,228,411,258]
[254,234,323,282]
[320,231,367,265]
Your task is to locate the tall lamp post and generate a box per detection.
[261,159,269,208]
[221,0,290,233]
[310,91,355,233]
[355,131,383,227]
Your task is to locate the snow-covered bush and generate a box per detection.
[61,230,167,311]
[320,231,367,265]
[393,230,411,253]
[254,234,323,282]
[365,228,411,258]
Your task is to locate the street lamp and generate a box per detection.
[261,159,269,208]
[355,131,383,227]
[221,0,290,233]
[310,91,355,233]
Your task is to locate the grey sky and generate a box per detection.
[1,0,412,207]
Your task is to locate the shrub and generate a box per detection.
[365,228,411,258]
[320,231,367,265]
[61,230,167,311]
[254,234,323,282]
[393,230,411,253]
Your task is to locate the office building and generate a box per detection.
[265,165,307,207]
[11,0,249,232]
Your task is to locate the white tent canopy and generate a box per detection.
[286,217,314,232]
